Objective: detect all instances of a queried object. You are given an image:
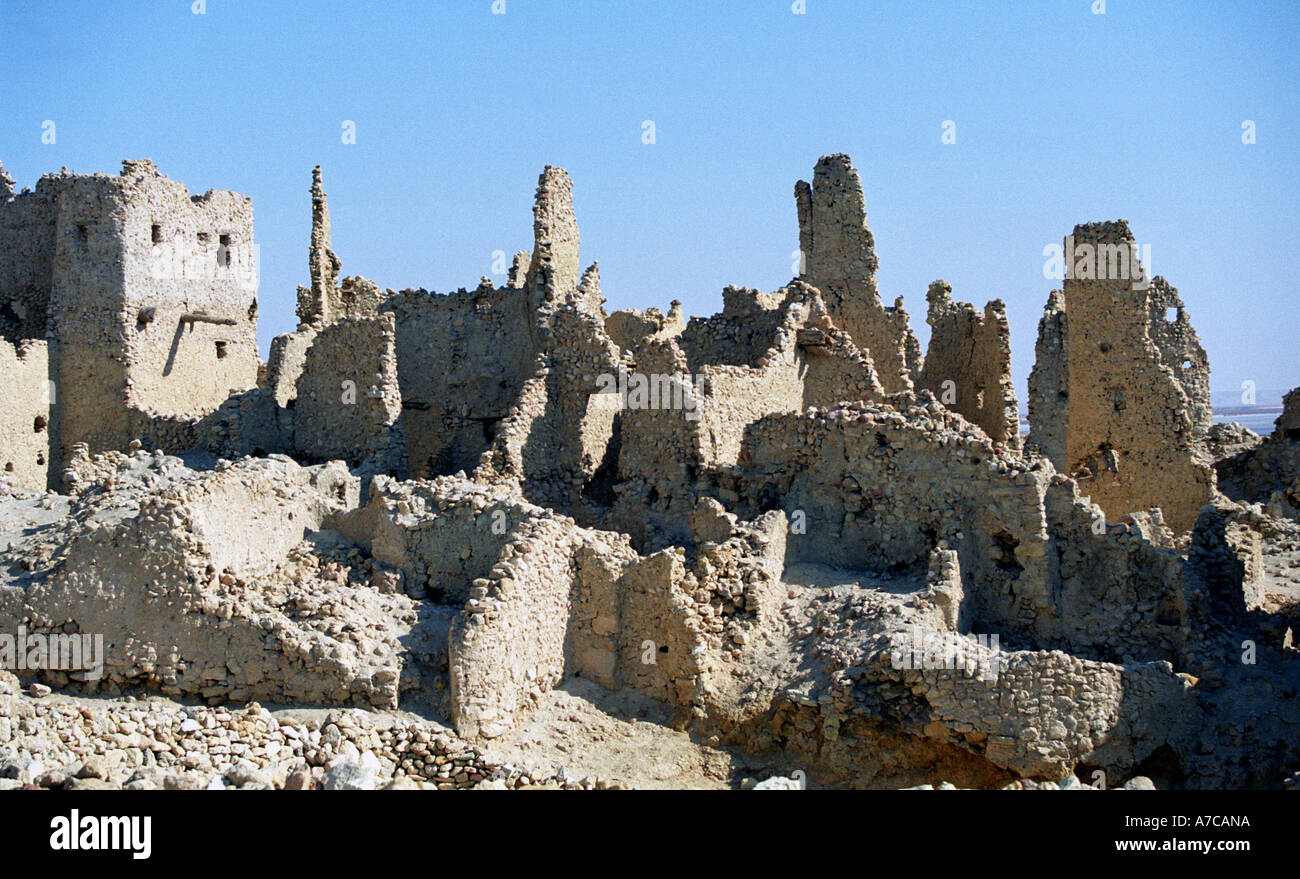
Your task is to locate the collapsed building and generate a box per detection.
[0,159,258,490]
[0,153,1295,790]
[1027,222,1214,534]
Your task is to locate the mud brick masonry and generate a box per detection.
[0,153,1296,790]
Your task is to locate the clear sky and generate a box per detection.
[3,0,1297,407]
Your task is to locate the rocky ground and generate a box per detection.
[0,672,1179,791]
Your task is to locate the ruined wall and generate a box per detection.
[0,165,58,340]
[292,313,403,468]
[0,339,50,490]
[296,166,342,326]
[679,287,790,369]
[610,339,707,548]
[727,399,1204,666]
[475,305,624,511]
[117,160,260,421]
[1146,277,1212,438]
[795,154,920,392]
[335,477,531,606]
[0,456,428,709]
[266,325,318,407]
[856,633,1198,779]
[523,166,581,303]
[386,284,537,477]
[1215,386,1300,516]
[612,284,884,548]
[735,402,1047,576]
[1036,222,1214,533]
[795,309,884,409]
[2,161,260,478]
[0,161,259,480]
[605,300,684,352]
[448,518,583,739]
[42,172,133,471]
[1025,290,1068,465]
[918,280,1020,448]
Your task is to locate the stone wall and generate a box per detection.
[605,300,684,351]
[292,313,403,469]
[448,517,585,740]
[1027,222,1214,533]
[1025,290,1068,464]
[386,284,536,477]
[0,165,58,340]
[524,166,581,303]
[0,339,50,490]
[117,160,260,421]
[0,160,260,482]
[795,154,920,392]
[1214,386,1300,517]
[728,399,1204,665]
[918,280,1020,448]
[0,456,430,709]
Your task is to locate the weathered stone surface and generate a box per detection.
[0,154,1295,791]
[1027,223,1214,534]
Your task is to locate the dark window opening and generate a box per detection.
[198,232,211,244]
[991,532,1023,577]
[33,415,46,433]
[215,341,228,360]
[219,234,232,267]
[76,224,89,244]
[151,224,163,244]
[1099,342,1112,353]
[4,463,12,473]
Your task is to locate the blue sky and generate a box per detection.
[3,0,1297,406]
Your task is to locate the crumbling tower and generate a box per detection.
[917,280,1020,448]
[296,166,343,326]
[0,159,259,483]
[795,154,921,392]
[525,165,582,311]
[1027,221,1213,533]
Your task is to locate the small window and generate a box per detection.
[75,224,89,244]
[151,224,163,244]
[215,341,228,359]
[219,234,232,267]
[1165,307,1178,322]
[1182,359,1192,370]
[197,232,211,245]
[33,415,46,433]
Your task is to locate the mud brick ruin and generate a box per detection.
[0,153,1296,790]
